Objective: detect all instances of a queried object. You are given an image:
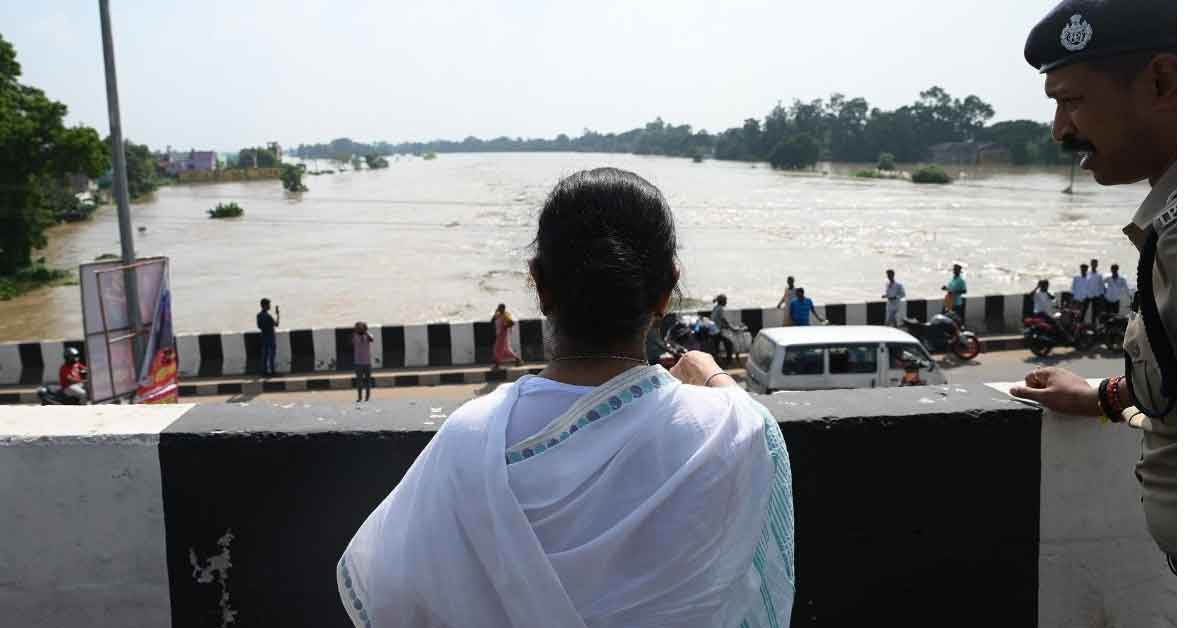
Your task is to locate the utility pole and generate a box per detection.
[99,0,145,375]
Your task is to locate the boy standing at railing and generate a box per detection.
[352,322,374,402]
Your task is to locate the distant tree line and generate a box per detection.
[294,137,396,161]
[292,86,1071,171]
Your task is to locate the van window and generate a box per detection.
[750,335,775,372]
[888,343,931,368]
[828,345,877,374]
[782,346,824,375]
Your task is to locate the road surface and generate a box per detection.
[187,347,1123,405]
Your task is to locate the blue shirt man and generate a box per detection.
[943,264,967,319]
[788,288,825,326]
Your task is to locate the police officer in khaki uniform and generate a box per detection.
[1009,0,1176,570]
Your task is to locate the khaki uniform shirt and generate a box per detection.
[1120,162,1177,557]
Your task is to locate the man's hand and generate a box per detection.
[1010,367,1098,416]
[669,351,736,387]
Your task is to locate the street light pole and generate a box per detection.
[98,0,145,375]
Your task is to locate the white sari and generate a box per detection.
[338,365,794,628]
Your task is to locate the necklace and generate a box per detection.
[550,354,647,365]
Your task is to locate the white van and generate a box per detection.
[745,326,947,393]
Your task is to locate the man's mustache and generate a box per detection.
[1060,135,1097,153]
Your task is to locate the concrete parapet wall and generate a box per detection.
[0,293,1038,384]
[0,385,1174,627]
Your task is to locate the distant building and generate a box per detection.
[929,141,1011,165]
[163,150,218,175]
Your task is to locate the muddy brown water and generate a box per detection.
[0,153,1145,342]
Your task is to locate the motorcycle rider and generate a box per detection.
[58,347,88,402]
[1012,0,1176,571]
[1031,279,1056,324]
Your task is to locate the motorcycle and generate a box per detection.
[901,311,981,361]
[659,314,750,367]
[1097,311,1128,353]
[37,384,86,405]
[1022,308,1097,357]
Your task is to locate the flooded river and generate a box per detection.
[1,152,1146,341]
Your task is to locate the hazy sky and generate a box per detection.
[3,1,1062,151]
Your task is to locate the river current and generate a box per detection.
[0,152,1146,341]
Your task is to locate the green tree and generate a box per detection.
[119,140,160,199]
[762,103,790,156]
[877,152,896,171]
[364,154,389,169]
[237,146,279,169]
[768,133,820,170]
[280,163,307,192]
[0,35,109,274]
[911,165,952,184]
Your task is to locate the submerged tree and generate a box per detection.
[768,134,820,170]
[280,163,308,192]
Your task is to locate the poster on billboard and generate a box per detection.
[79,257,176,403]
[135,286,179,404]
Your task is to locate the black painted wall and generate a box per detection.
[156,386,1040,628]
[159,405,438,628]
[777,390,1040,626]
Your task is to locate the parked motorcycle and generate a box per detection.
[1022,308,1097,357]
[901,311,981,361]
[1097,311,1128,353]
[659,314,750,367]
[36,384,85,405]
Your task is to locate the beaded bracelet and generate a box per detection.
[1096,376,1125,423]
[1105,376,1125,423]
[1097,377,1113,421]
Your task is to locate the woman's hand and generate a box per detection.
[1010,367,1098,416]
[669,351,736,387]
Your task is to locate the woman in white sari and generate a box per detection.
[338,168,794,628]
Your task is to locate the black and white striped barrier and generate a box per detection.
[0,385,1172,627]
[0,293,1044,384]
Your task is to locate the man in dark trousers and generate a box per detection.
[1011,0,1176,571]
[257,298,280,376]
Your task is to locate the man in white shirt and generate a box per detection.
[1104,263,1130,314]
[1032,279,1055,318]
[1069,263,1091,319]
[1086,258,1106,325]
[881,269,906,327]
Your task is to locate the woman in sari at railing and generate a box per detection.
[491,303,523,367]
[338,168,795,628]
